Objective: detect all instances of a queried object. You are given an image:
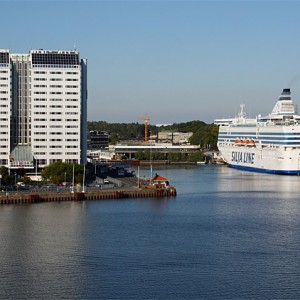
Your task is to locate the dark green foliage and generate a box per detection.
[42,161,85,184]
[88,121,158,143]
[0,166,13,185]
[159,121,218,149]
[87,120,218,148]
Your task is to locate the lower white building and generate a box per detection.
[0,49,87,171]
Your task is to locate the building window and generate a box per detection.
[50,112,62,115]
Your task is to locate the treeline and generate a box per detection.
[158,121,218,149]
[88,120,218,149]
[88,121,155,143]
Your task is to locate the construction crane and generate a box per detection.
[138,113,150,143]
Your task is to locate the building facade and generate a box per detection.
[88,131,110,149]
[0,49,87,171]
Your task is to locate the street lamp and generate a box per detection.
[71,164,74,193]
[82,164,86,193]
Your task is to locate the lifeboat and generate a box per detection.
[245,139,255,147]
[234,139,243,146]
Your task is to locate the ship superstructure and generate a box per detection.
[216,88,300,174]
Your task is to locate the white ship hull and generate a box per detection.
[216,89,300,175]
[218,143,300,175]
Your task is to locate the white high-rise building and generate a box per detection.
[0,49,87,171]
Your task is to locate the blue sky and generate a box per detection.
[2,0,300,124]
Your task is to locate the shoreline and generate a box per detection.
[0,186,177,205]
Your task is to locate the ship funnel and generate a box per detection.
[279,88,291,100]
[282,88,291,95]
[271,88,296,115]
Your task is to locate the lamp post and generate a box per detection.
[71,164,74,193]
[82,164,86,193]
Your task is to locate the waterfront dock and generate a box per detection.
[0,186,177,205]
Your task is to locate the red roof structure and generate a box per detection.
[149,174,168,181]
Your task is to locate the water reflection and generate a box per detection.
[0,202,89,299]
[1,165,300,299]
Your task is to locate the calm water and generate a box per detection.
[1,165,300,299]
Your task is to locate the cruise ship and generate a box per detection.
[216,88,300,175]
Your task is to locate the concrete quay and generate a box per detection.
[0,187,177,205]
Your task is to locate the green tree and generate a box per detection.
[42,162,84,184]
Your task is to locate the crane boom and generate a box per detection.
[138,113,150,143]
